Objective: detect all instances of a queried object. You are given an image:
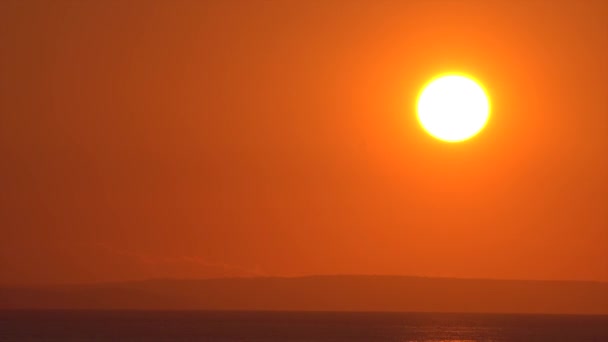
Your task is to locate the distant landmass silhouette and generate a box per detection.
[1,275,607,314]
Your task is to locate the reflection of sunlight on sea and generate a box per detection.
[413,340,485,342]
[403,340,491,342]
[408,340,484,342]
[411,340,482,342]
[399,324,501,342]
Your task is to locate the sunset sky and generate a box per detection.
[1,0,607,285]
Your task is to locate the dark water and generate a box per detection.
[1,311,607,341]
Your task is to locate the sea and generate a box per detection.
[0,310,607,341]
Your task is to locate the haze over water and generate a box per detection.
[1,311,608,342]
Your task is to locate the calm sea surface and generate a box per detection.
[0,310,607,341]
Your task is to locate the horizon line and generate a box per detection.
[4,273,608,288]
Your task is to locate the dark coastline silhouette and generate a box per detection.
[2,275,607,314]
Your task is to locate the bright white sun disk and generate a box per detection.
[417,75,490,142]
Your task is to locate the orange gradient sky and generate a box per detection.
[0,0,607,284]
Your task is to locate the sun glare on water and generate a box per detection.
[417,74,490,142]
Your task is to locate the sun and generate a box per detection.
[416,74,490,142]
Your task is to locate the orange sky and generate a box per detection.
[0,0,607,284]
